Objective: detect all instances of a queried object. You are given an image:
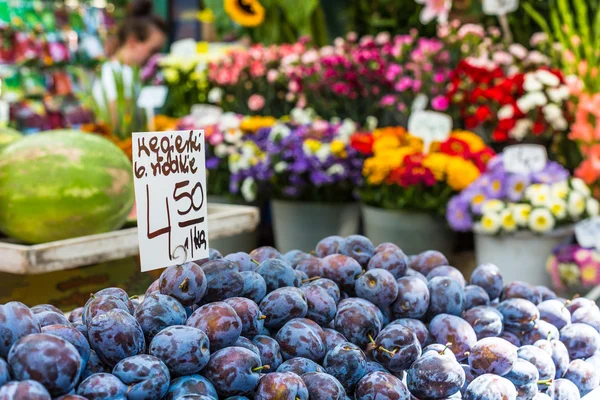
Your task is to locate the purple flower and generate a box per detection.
[484,173,506,199]
[447,195,472,232]
[505,174,530,202]
[206,157,220,170]
[283,186,300,197]
[531,161,569,184]
[462,184,488,215]
[486,155,504,174]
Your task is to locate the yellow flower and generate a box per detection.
[406,135,425,152]
[581,263,598,284]
[363,158,390,185]
[163,68,179,84]
[501,209,517,232]
[423,153,451,181]
[303,139,322,155]
[330,139,347,158]
[224,0,265,27]
[240,116,276,132]
[373,136,402,154]
[446,157,481,191]
[373,126,407,140]
[451,130,486,152]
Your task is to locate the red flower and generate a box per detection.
[441,137,471,157]
[388,164,436,187]
[350,133,374,155]
[404,153,426,167]
[475,106,492,123]
[492,129,509,142]
[472,147,496,171]
[532,121,545,135]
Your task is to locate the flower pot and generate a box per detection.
[361,205,454,256]
[208,196,259,254]
[474,226,573,286]
[271,200,360,253]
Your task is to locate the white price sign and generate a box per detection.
[132,130,209,272]
[137,86,168,110]
[191,104,223,127]
[407,111,452,153]
[503,144,547,174]
[411,94,429,112]
[483,0,519,15]
[575,217,600,251]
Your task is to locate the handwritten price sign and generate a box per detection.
[575,217,600,251]
[483,0,519,15]
[503,144,547,175]
[132,130,209,272]
[407,111,452,153]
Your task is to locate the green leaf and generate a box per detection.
[276,0,319,37]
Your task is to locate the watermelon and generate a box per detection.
[0,130,134,244]
[0,127,22,151]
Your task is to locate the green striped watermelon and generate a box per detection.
[0,130,134,244]
[0,127,22,151]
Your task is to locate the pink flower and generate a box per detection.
[312,120,329,132]
[297,94,307,108]
[415,0,452,24]
[375,32,391,45]
[288,80,300,93]
[380,95,396,106]
[395,77,413,92]
[208,132,224,146]
[397,103,407,112]
[412,80,423,92]
[433,72,446,83]
[267,69,279,83]
[530,32,548,47]
[385,64,403,80]
[248,94,265,111]
[346,32,357,42]
[431,95,449,111]
[249,61,266,77]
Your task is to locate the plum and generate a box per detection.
[537,286,558,301]
[545,379,581,400]
[367,249,408,279]
[560,323,600,359]
[464,285,491,309]
[300,285,336,325]
[315,235,344,257]
[253,335,283,371]
[323,328,348,352]
[501,281,542,304]
[68,307,83,323]
[427,265,467,288]
[87,308,145,367]
[225,297,265,338]
[276,357,324,374]
[295,257,323,279]
[522,320,560,345]
[334,298,382,348]
[186,301,242,350]
[468,337,518,376]
[201,259,244,302]
[538,299,571,330]
[112,355,170,399]
[250,246,283,263]
[427,276,466,317]
[430,314,478,362]
[0,380,51,400]
[82,295,130,325]
[355,269,398,307]
[571,305,600,332]
[149,325,210,376]
[165,375,218,400]
[235,336,260,355]
[257,259,297,292]
[355,371,410,399]
[159,262,207,306]
[77,373,128,399]
[410,250,449,276]
[94,288,135,314]
[240,271,268,304]
[203,346,265,397]
[391,276,430,319]
[81,349,108,380]
[463,374,517,400]
[470,264,503,300]
[517,345,556,387]
[34,310,71,327]
[497,298,540,332]
[146,279,160,296]
[276,318,326,362]
[563,359,599,396]
[372,324,421,372]
[283,249,312,268]
[462,306,504,340]
[389,318,430,347]
[338,235,375,267]
[41,324,90,377]
[305,278,341,304]
[302,371,346,399]
[225,252,257,272]
[259,287,308,329]
[321,254,364,294]
[8,333,81,396]
[407,351,465,399]
[323,342,368,391]
[254,372,309,400]
[0,358,9,387]
[134,293,187,341]
[0,301,40,358]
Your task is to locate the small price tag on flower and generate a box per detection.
[483,0,519,15]
[407,111,452,153]
[503,144,547,174]
[411,94,428,112]
[132,130,210,272]
[575,217,600,251]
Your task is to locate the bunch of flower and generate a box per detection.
[229,109,364,203]
[569,92,600,197]
[447,153,599,234]
[177,112,275,198]
[355,128,494,215]
[206,41,309,117]
[286,32,452,126]
[547,243,600,292]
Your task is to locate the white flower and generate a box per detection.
[501,209,518,233]
[509,119,533,141]
[547,85,570,103]
[327,164,345,176]
[241,177,257,202]
[542,103,562,121]
[551,117,568,131]
[529,208,555,233]
[274,161,288,173]
[498,105,514,120]
[269,123,291,142]
[241,143,257,158]
[568,191,586,218]
[513,204,532,226]
[548,198,567,219]
[530,191,552,207]
[218,112,241,131]
[208,87,223,103]
[291,108,313,125]
[366,116,378,131]
[224,129,243,144]
[517,96,536,113]
[482,199,505,214]
[524,73,543,92]
[302,141,315,156]
[535,70,561,87]
[480,212,502,235]
[316,144,332,162]
[509,44,528,59]
[571,177,591,198]
[551,181,569,199]
[214,144,228,158]
[587,198,600,216]
[526,183,551,199]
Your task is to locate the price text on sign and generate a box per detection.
[575,217,600,251]
[132,130,209,272]
[407,111,452,153]
[503,144,547,174]
[483,0,519,15]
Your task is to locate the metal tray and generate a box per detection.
[0,203,259,275]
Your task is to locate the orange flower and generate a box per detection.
[441,137,471,157]
[373,126,407,140]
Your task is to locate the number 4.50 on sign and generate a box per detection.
[132,129,209,272]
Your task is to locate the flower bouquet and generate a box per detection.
[355,128,494,254]
[547,243,600,300]
[448,152,599,285]
[230,109,365,251]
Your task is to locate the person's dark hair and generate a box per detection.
[117,0,168,46]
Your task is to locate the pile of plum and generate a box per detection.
[1,234,600,400]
